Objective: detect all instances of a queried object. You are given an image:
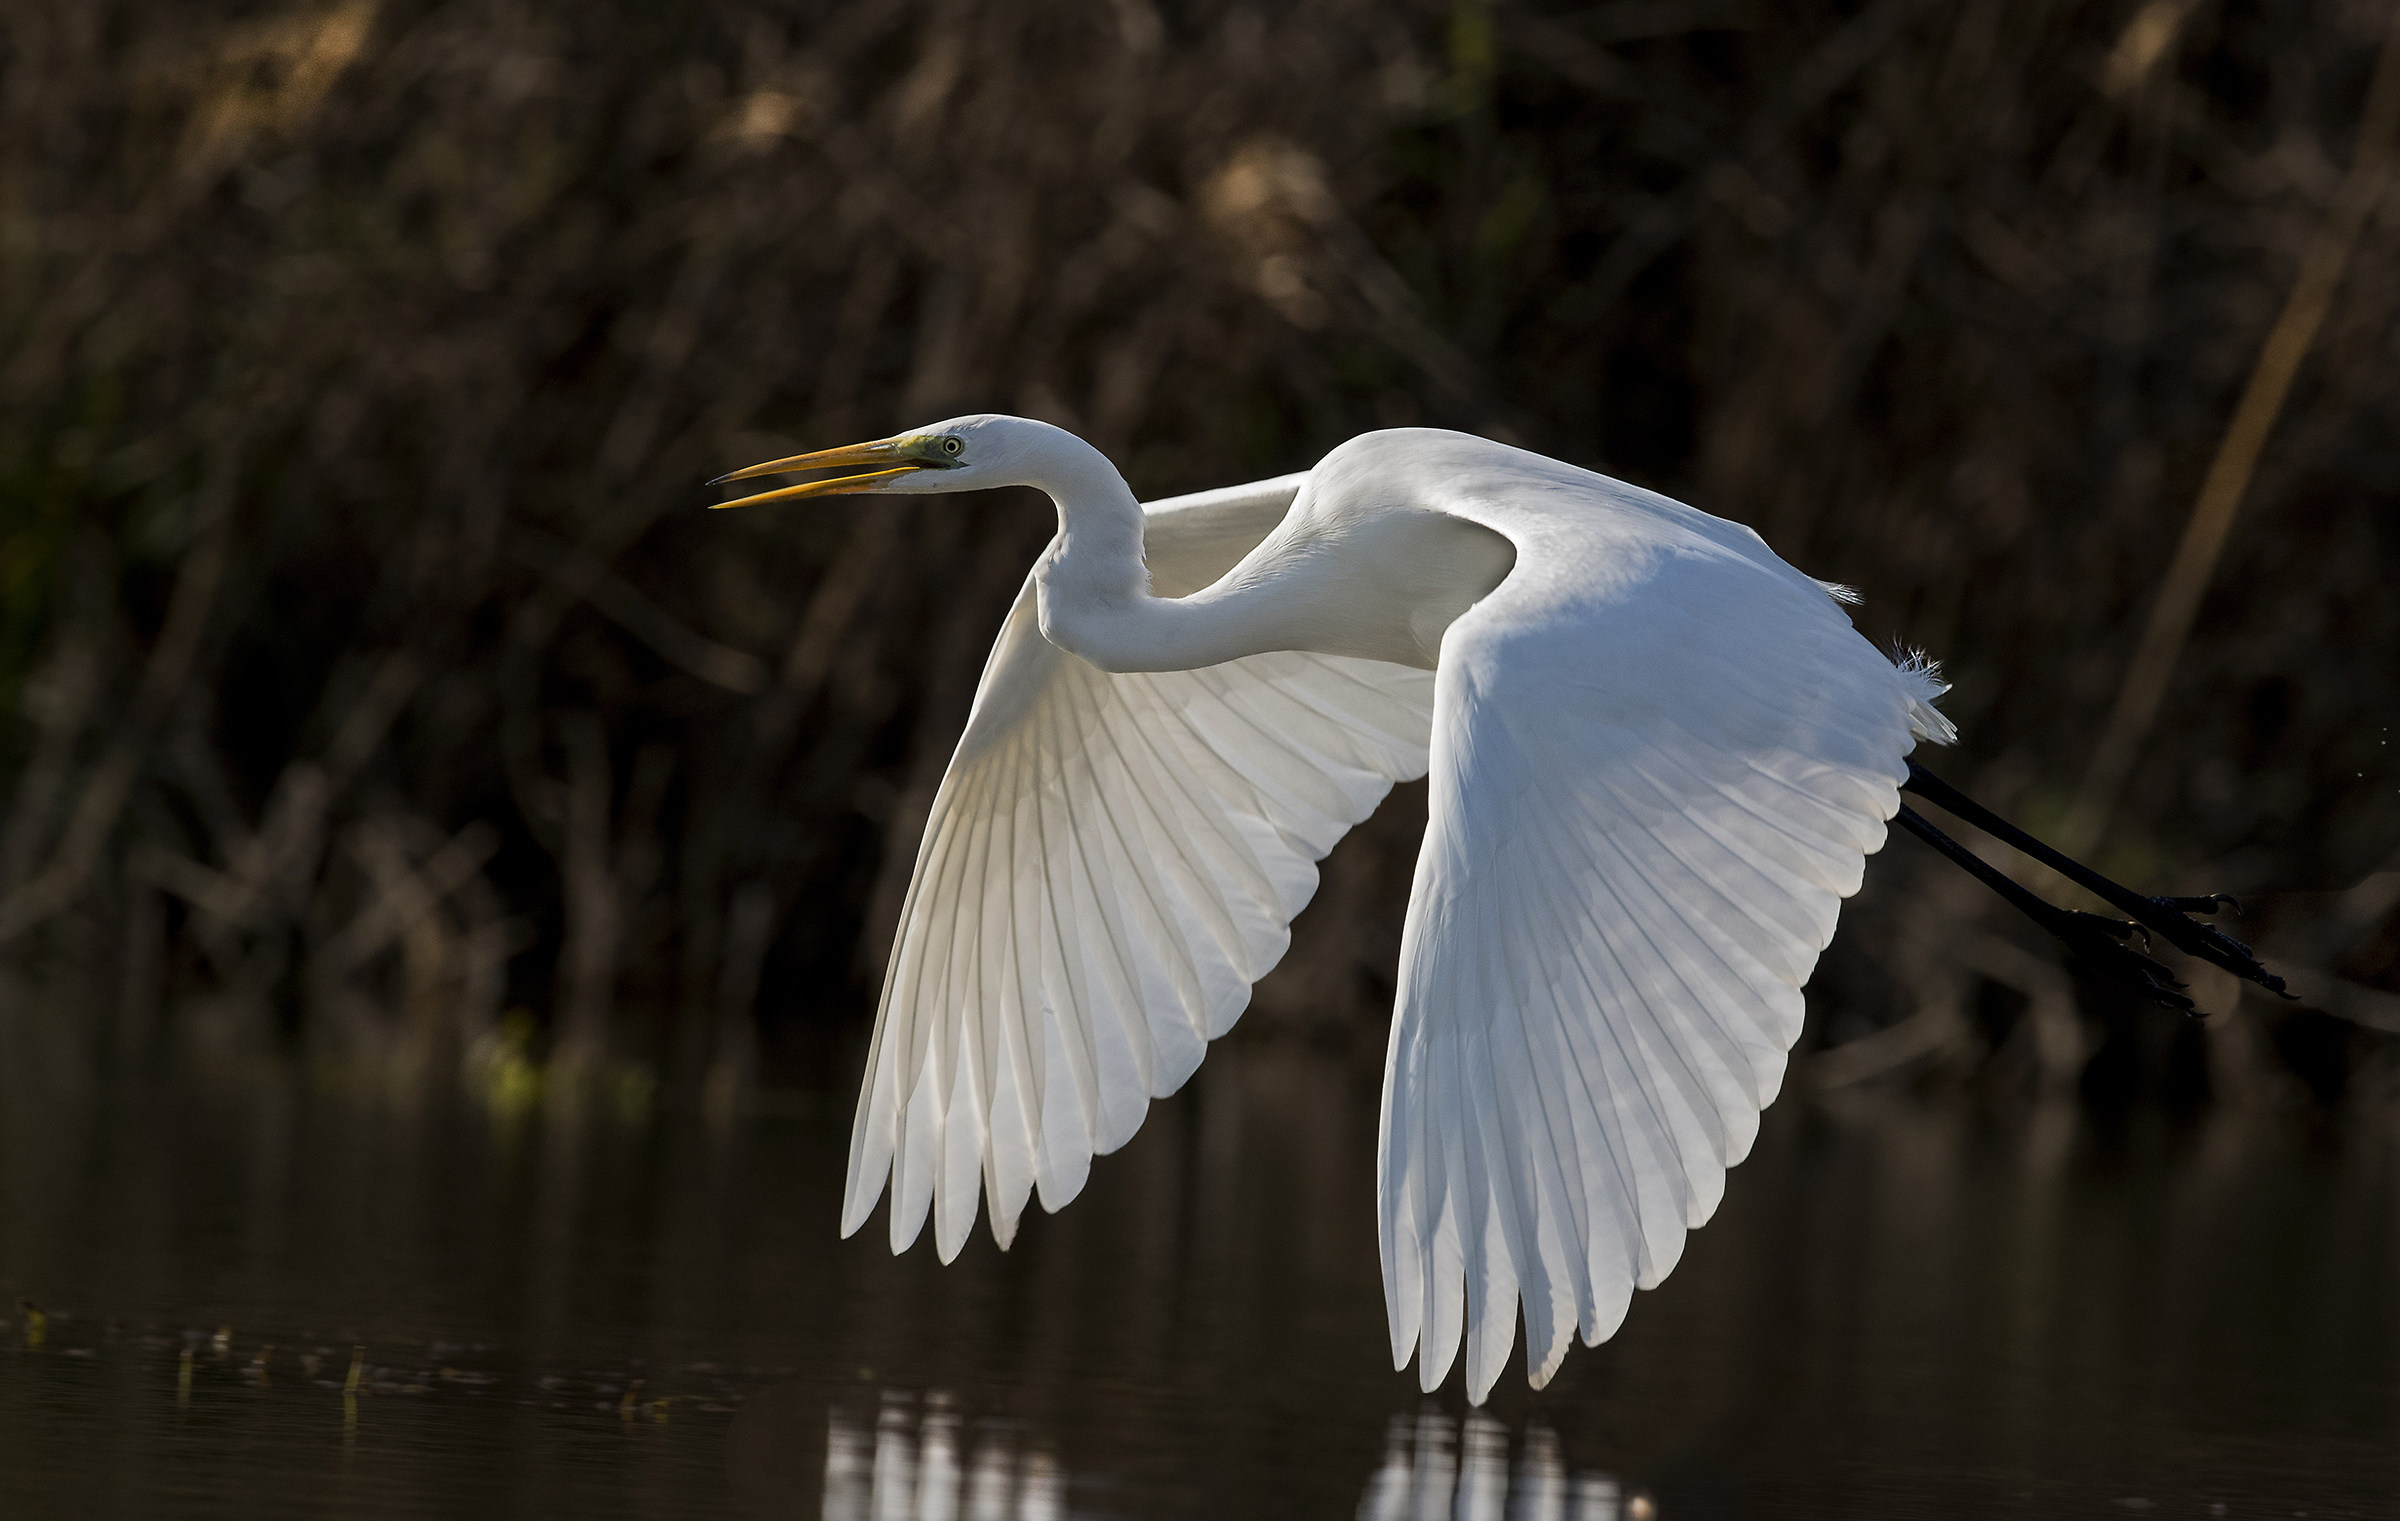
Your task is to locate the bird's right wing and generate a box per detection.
[846,474,1438,1260]
[1379,533,1947,1404]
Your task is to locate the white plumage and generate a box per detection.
[713,416,1954,1403]
[851,475,1436,1259]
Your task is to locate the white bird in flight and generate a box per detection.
[711,414,2283,1404]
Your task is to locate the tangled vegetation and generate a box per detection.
[1,0,2394,1106]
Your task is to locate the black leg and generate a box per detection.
[1897,764,2293,1010]
[1893,805,2197,1013]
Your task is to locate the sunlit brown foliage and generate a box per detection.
[1,0,2394,1100]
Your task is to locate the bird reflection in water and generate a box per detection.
[1357,1414,1646,1521]
[822,1389,1062,1521]
[818,1391,1640,1520]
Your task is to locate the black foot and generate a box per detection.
[2108,892,2291,1001]
[1902,765,2293,1005]
[2046,909,2193,1014]
[1894,806,2199,1015]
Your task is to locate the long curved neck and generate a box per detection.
[1027,437,1286,675]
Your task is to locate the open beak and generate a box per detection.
[707,438,923,509]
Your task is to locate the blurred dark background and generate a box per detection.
[3,0,2397,1112]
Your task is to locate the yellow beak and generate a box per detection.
[707,438,924,509]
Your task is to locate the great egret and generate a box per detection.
[712,415,2284,1404]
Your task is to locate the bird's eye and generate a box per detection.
[941,437,964,456]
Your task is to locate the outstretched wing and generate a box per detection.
[1378,527,1951,1403]
[846,474,1438,1259]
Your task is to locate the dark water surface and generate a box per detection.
[2,1026,2396,1519]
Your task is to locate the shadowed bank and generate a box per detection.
[1,0,2394,1093]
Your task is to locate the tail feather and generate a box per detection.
[1893,647,1958,746]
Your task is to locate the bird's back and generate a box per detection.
[1308,428,1839,619]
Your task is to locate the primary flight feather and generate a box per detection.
[712,415,1955,1403]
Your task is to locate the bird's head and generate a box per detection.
[709,413,1062,508]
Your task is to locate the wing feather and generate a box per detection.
[1379,539,1947,1402]
[844,477,1438,1255]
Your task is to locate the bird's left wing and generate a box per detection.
[845,474,1438,1260]
[1379,526,1948,1403]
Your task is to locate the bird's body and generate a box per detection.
[713,415,1955,1403]
[1033,430,1518,674]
